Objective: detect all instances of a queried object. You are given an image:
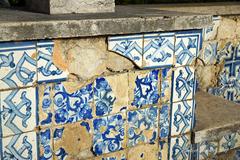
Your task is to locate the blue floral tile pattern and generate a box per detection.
[169,134,191,160]
[108,35,143,68]
[160,68,172,103]
[94,77,116,116]
[170,100,195,136]
[219,132,240,153]
[159,105,169,139]
[93,114,125,155]
[53,82,93,125]
[39,128,53,160]
[172,66,196,102]
[0,41,37,90]
[131,70,160,108]
[143,33,175,69]
[175,30,202,66]
[0,87,37,137]
[127,106,158,147]
[37,41,68,83]
[0,131,38,160]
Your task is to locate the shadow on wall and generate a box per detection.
[116,0,239,4]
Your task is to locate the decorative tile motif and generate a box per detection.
[0,41,37,90]
[0,87,37,137]
[93,114,125,156]
[108,35,143,67]
[53,121,93,160]
[203,16,221,41]
[170,100,195,136]
[219,132,240,153]
[94,73,128,117]
[201,42,218,65]
[53,82,93,125]
[130,70,160,109]
[127,143,158,160]
[160,68,172,103]
[169,134,191,160]
[198,141,218,160]
[127,106,158,147]
[175,31,202,66]
[37,41,68,83]
[39,128,53,160]
[159,105,170,139]
[143,33,175,68]
[172,66,196,102]
[0,131,38,160]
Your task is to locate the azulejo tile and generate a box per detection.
[143,32,175,69]
[170,100,195,136]
[172,66,196,102]
[0,41,37,90]
[108,34,143,68]
[159,139,169,160]
[127,106,158,147]
[128,143,158,160]
[175,30,202,66]
[93,113,126,156]
[38,84,54,128]
[198,141,218,160]
[201,42,218,65]
[94,73,128,117]
[0,131,38,159]
[203,16,221,41]
[160,68,172,104]
[0,87,37,137]
[169,134,192,160]
[129,70,160,109]
[219,132,240,153]
[53,121,94,160]
[37,41,68,83]
[159,104,170,139]
[53,82,93,125]
[39,128,53,160]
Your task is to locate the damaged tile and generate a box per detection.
[128,143,158,160]
[160,68,172,104]
[219,132,240,153]
[159,104,170,139]
[39,128,54,160]
[94,150,127,160]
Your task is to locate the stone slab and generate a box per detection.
[195,91,240,143]
[25,0,115,14]
[0,2,240,41]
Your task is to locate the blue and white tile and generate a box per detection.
[203,16,221,41]
[0,131,38,160]
[172,66,196,102]
[143,32,174,68]
[127,106,158,147]
[129,70,160,109]
[0,41,37,90]
[37,41,68,83]
[175,31,202,66]
[169,134,192,160]
[108,34,143,68]
[0,87,37,137]
[94,73,128,117]
[201,42,218,65]
[93,113,126,156]
[219,132,240,153]
[159,104,170,139]
[198,141,218,160]
[39,128,53,160]
[170,100,195,136]
[159,140,169,160]
[160,68,172,104]
[53,82,93,125]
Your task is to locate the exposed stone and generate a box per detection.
[217,17,237,40]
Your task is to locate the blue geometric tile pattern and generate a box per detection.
[0,131,38,160]
[143,33,175,69]
[108,34,143,68]
[0,41,37,90]
[198,141,218,160]
[37,41,68,83]
[219,132,240,153]
[127,106,158,147]
[53,82,93,125]
[0,87,37,137]
[39,128,53,160]
[172,66,196,102]
[175,30,202,66]
[170,100,195,136]
[93,113,125,155]
[94,77,116,117]
[159,104,169,139]
[132,70,160,108]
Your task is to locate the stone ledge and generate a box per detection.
[195,91,240,143]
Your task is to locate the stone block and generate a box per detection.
[26,0,115,14]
